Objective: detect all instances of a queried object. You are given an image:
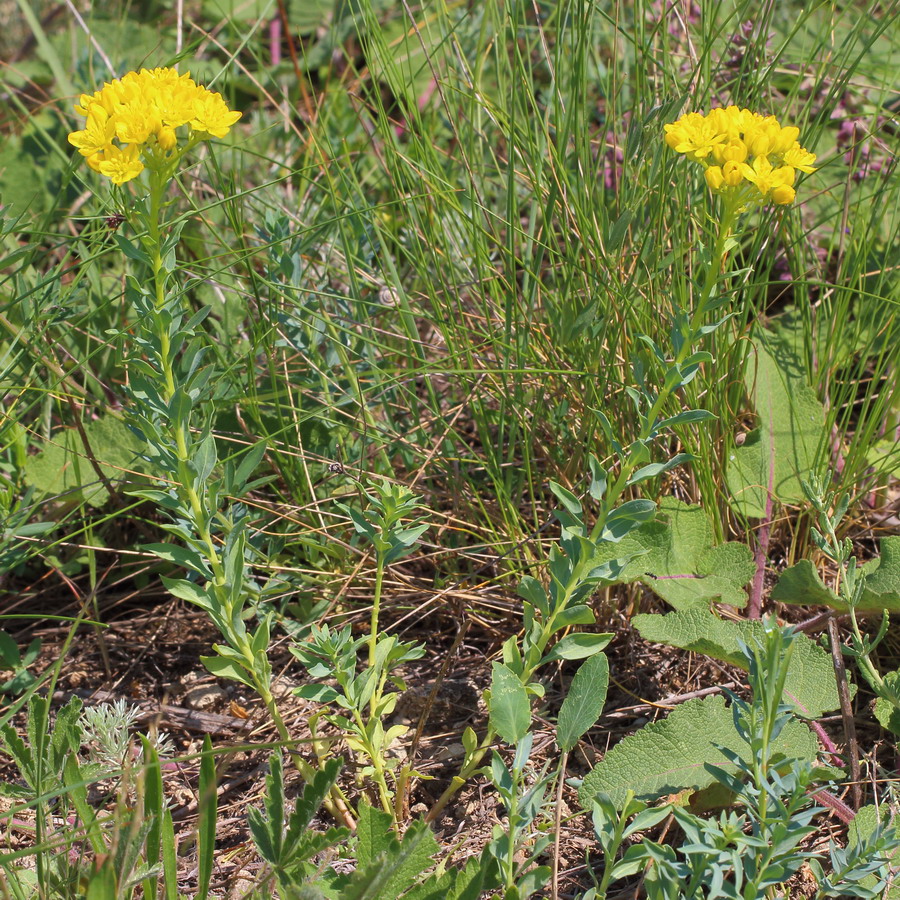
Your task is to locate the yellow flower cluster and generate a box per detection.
[68,67,242,185]
[664,107,816,206]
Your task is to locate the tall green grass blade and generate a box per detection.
[196,735,217,900]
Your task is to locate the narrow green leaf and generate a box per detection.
[140,735,163,900]
[542,632,613,664]
[234,441,267,491]
[200,654,254,687]
[161,808,178,900]
[193,432,218,485]
[588,455,608,501]
[63,755,105,855]
[627,453,694,486]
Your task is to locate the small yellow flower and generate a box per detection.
[68,106,116,159]
[664,112,727,161]
[189,90,243,138]
[97,144,144,185]
[783,143,817,174]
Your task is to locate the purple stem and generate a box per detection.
[809,719,844,767]
[270,18,282,67]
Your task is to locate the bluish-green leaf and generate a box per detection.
[489,662,531,745]
[557,654,609,752]
[542,632,612,664]
[200,654,253,687]
[601,499,656,542]
[549,481,583,517]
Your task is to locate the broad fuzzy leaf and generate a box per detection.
[874,671,900,737]
[578,694,818,810]
[24,415,148,508]
[633,608,847,717]
[846,804,900,899]
[772,536,900,613]
[593,498,755,609]
[726,336,826,518]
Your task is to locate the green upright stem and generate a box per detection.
[589,198,739,545]
[369,553,385,671]
[427,201,741,825]
[138,173,356,828]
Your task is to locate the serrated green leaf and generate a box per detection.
[351,804,440,899]
[633,608,847,717]
[489,662,531,745]
[577,694,818,809]
[874,672,900,736]
[356,801,396,870]
[772,536,900,613]
[591,498,755,609]
[557,654,609,752]
[288,757,344,849]
[726,336,826,518]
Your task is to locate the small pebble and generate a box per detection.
[183,685,227,711]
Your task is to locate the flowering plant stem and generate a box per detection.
[136,179,355,829]
[587,197,739,549]
[427,198,740,825]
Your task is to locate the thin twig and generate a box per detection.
[551,750,567,900]
[827,615,861,810]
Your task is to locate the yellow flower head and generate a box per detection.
[68,67,242,185]
[664,106,816,207]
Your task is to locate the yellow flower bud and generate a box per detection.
[748,132,771,157]
[721,140,748,163]
[722,160,743,186]
[705,166,725,191]
[770,183,795,204]
[157,126,177,150]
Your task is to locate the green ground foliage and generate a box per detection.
[1,0,900,897]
